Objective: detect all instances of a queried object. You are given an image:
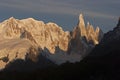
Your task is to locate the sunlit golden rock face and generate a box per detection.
[0,14,103,69]
[73,14,103,45]
[0,17,70,53]
[69,14,103,56]
[0,17,71,69]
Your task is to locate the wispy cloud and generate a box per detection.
[0,0,119,32]
[0,0,119,19]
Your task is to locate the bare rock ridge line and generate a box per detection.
[68,14,103,56]
[0,14,103,69]
[75,14,103,44]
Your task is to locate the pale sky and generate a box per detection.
[0,0,119,32]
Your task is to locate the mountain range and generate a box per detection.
[0,14,103,70]
[0,15,119,80]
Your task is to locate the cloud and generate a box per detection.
[0,0,119,20]
[0,0,119,32]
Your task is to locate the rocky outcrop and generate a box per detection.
[0,17,70,69]
[68,14,103,56]
[0,17,70,53]
[0,14,103,69]
[73,14,103,45]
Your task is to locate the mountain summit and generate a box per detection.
[0,14,103,70]
[68,14,103,56]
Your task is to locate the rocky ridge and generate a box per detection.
[0,14,103,69]
[68,14,103,56]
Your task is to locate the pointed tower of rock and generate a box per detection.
[68,13,103,55]
[69,14,88,55]
[78,14,87,37]
[72,14,87,40]
[95,27,103,42]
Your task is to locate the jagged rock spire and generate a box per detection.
[69,13,103,57]
[72,14,103,45]
[70,13,104,55]
[78,14,87,37]
[95,27,103,42]
[79,14,85,27]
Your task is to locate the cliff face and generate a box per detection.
[0,14,103,69]
[0,17,70,53]
[68,14,103,56]
[72,14,103,45]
